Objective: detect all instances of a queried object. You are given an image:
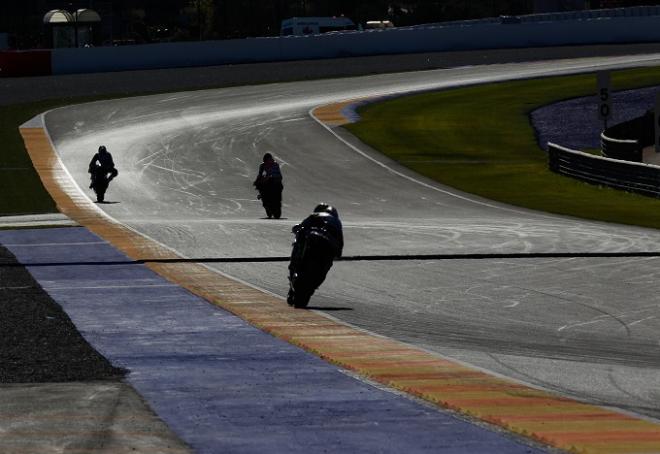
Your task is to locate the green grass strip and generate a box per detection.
[2,93,172,216]
[1,100,60,215]
[346,66,660,230]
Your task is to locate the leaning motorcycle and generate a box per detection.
[287,227,335,308]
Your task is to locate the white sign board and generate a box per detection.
[597,71,612,123]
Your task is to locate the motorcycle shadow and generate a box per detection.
[260,217,288,220]
[95,201,121,204]
[306,306,353,311]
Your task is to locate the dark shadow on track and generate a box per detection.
[3,250,660,267]
[307,306,354,311]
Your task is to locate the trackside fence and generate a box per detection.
[548,142,660,198]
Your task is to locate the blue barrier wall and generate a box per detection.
[51,13,660,75]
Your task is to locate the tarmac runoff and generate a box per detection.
[17,112,660,453]
[0,229,191,453]
[0,213,77,229]
[0,381,191,454]
[0,226,545,454]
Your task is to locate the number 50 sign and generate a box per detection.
[597,71,611,127]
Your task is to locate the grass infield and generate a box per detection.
[1,100,61,215]
[346,66,660,230]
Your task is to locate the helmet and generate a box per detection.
[98,145,107,153]
[313,203,338,218]
[262,152,273,162]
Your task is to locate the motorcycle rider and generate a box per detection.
[253,152,283,219]
[287,203,344,307]
[88,145,118,201]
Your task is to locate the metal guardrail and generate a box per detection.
[600,110,652,162]
[600,132,641,162]
[548,142,660,198]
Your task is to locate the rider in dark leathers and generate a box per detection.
[253,152,283,219]
[88,145,118,202]
[287,203,343,308]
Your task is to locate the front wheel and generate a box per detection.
[292,289,311,308]
[287,278,312,309]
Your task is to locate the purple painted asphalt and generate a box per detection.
[531,85,660,151]
[0,227,545,453]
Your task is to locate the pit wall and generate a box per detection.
[4,11,660,77]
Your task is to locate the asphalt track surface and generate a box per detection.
[44,53,660,422]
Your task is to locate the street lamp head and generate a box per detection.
[75,9,102,23]
[43,10,74,24]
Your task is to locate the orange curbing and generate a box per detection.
[311,101,359,126]
[20,124,660,454]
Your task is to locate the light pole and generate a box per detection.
[68,3,79,48]
[73,10,79,47]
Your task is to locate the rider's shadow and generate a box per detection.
[306,306,353,311]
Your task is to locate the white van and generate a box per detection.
[281,17,356,36]
[365,20,394,29]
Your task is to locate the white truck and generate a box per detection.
[280,17,356,36]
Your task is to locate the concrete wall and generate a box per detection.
[50,15,660,75]
[3,10,660,77]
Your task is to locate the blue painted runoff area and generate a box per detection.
[0,227,545,454]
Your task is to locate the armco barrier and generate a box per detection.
[0,50,51,77]
[548,142,660,197]
[600,111,653,162]
[601,133,642,162]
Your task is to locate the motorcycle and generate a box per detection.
[287,227,336,308]
[254,179,282,219]
[89,165,117,203]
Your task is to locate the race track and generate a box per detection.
[45,54,660,420]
